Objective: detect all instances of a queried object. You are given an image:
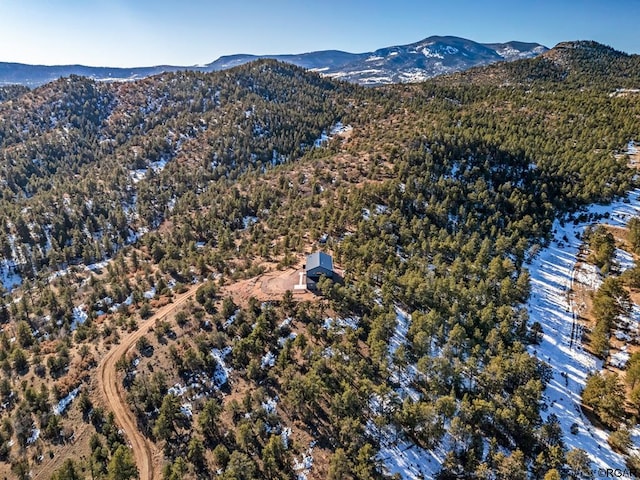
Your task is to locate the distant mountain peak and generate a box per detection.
[320,36,545,85]
[0,35,549,87]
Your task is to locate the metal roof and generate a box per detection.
[306,251,333,273]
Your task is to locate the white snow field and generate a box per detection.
[527,188,640,472]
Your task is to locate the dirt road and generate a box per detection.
[97,284,200,480]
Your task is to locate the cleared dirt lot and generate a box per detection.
[224,265,317,306]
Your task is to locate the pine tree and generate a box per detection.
[107,445,138,480]
[52,459,84,480]
[198,398,222,444]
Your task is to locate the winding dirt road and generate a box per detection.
[97,284,200,480]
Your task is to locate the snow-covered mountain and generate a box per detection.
[193,36,548,86]
[323,37,547,85]
[0,35,547,87]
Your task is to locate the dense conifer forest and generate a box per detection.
[0,40,638,479]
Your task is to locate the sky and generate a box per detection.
[0,0,638,67]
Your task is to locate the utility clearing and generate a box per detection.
[527,188,640,471]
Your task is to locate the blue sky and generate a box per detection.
[0,0,638,67]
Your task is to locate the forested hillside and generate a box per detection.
[0,62,351,290]
[448,40,640,88]
[0,42,638,479]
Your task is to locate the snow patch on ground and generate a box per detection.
[615,248,635,273]
[330,122,352,136]
[168,383,188,396]
[262,396,278,414]
[129,169,148,184]
[143,287,156,299]
[615,303,640,344]
[421,48,444,59]
[281,427,292,449]
[109,293,134,313]
[27,428,40,444]
[211,347,232,387]
[362,205,388,221]
[574,262,603,291]
[525,190,640,471]
[397,70,431,83]
[261,351,276,368]
[611,346,630,368]
[323,316,360,333]
[367,420,449,480]
[223,310,238,329]
[53,387,80,415]
[180,403,193,418]
[389,307,411,357]
[278,332,296,347]
[388,307,421,401]
[375,204,388,215]
[293,442,314,479]
[71,305,88,331]
[85,260,108,272]
[48,266,73,283]
[279,317,292,328]
[0,260,22,291]
[128,158,169,184]
[368,306,430,478]
[313,122,352,147]
[242,216,258,229]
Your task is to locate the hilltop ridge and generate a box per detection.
[0,35,546,87]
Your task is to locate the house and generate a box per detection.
[305,252,333,289]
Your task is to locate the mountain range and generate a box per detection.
[0,39,639,480]
[0,35,547,87]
